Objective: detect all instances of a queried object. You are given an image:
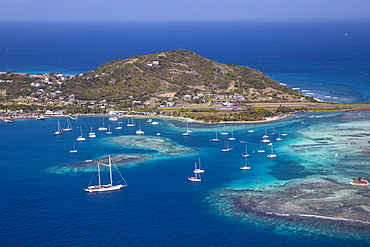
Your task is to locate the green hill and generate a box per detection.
[63,49,308,102]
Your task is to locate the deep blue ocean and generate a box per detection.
[1,20,370,246]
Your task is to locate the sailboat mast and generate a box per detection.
[98,163,102,188]
[109,156,113,186]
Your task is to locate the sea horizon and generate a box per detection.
[2,19,370,246]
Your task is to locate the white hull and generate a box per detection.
[193,169,205,173]
[98,127,107,131]
[240,166,251,170]
[210,139,220,142]
[84,184,126,192]
[62,128,72,131]
[188,177,201,182]
[76,136,86,141]
[89,133,96,138]
[228,137,236,141]
[267,154,277,158]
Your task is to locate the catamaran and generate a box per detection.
[84,156,128,192]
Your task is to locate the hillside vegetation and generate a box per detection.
[63,49,308,102]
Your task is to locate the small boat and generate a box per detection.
[193,158,205,173]
[54,121,63,135]
[182,123,191,136]
[257,141,265,153]
[220,125,228,135]
[135,122,144,135]
[241,145,250,157]
[248,125,254,133]
[109,116,118,121]
[267,144,277,158]
[89,127,96,138]
[62,117,73,131]
[228,129,236,141]
[76,127,86,141]
[349,177,370,186]
[106,125,112,134]
[98,118,107,131]
[155,132,161,136]
[262,128,269,139]
[276,132,282,141]
[127,116,136,127]
[115,122,122,130]
[188,172,201,182]
[151,121,159,125]
[188,162,202,182]
[84,156,128,192]
[240,156,251,170]
[69,142,77,153]
[221,141,233,152]
[210,131,220,142]
[146,119,153,123]
[281,126,288,136]
[3,118,13,123]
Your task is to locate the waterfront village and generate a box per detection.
[0,71,292,122]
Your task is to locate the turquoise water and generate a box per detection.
[1,20,370,245]
[1,115,370,246]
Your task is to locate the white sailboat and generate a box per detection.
[151,120,159,125]
[115,122,122,130]
[228,129,236,140]
[276,132,282,141]
[267,144,277,158]
[240,156,251,170]
[281,126,288,136]
[108,116,118,121]
[69,142,77,153]
[262,128,269,138]
[257,141,265,153]
[182,123,191,136]
[220,124,228,135]
[193,158,205,173]
[98,118,107,131]
[248,125,254,133]
[188,162,202,181]
[62,117,73,131]
[76,127,86,141]
[84,156,128,192]
[127,116,136,127]
[221,140,233,152]
[54,121,63,135]
[89,127,96,138]
[106,125,112,134]
[241,145,250,157]
[135,122,144,135]
[210,131,220,142]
